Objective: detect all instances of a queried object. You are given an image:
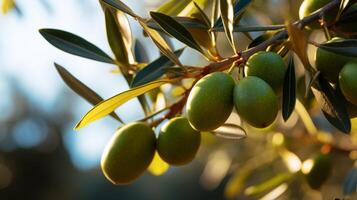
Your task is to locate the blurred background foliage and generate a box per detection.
[0,0,356,199]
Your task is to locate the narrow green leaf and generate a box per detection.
[131,48,184,87]
[192,1,211,26]
[313,39,357,57]
[150,12,204,54]
[311,75,351,133]
[147,17,285,33]
[134,40,149,63]
[282,56,296,121]
[147,16,207,30]
[247,32,273,49]
[39,29,114,64]
[157,0,191,16]
[75,79,172,130]
[54,63,123,123]
[214,0,252,28]
[245,173,292,196]
[217,24,285,32]
[101,0,137,18]
[211,0,220,27]
[139,20,183,67]
[105,9,134,66]
[220,0,236,53]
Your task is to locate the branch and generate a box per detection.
[241,0,341,60]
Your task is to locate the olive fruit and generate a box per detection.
[246,51,285,93]
[186,72,235,131]
[299,0,336,29]
[234,76,278,128]
[316,37,357,83]
[101,122,156,185]
[157,117,201,166]
[304,154,332,189]
[339,62,357,105]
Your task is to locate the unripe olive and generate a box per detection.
[299,0,336,29]
[316,37,357,83]
[157,117,201,166]
[101,122,156,185]
[339,62,357,105]
[304,154,332,189]
[246,51,285,93]
[234,76,278,128]
[186,72,235,131]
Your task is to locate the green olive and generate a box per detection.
[316,37,357,83]
[246,51,286,93]
[234,76,278,128]
[101,122,156,185]
[157,117,201,166]
[339,62,357,105]
[186,72,235,131]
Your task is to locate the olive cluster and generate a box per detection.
[187,51,285,131]
[101,117,201,185]
[101,51,287,185]
[99,0,357,187]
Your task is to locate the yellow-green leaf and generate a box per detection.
[105,8,134,66]
[75,79,173,130]
[147,151,170,176]
[157,0,191,16]
[220,0,236,53]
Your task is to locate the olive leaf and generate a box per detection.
[134,40,149,63]
[214,0,252,28]
[192,1,211,26]
[156,0,191,16]
[147,17,208,31]
[100,0,137,18]
[244,173,292,196]
[286,23,311,71]
[217,24,285,32]
[39,29,114,64]
[150,12,204,55]
[75,79,173,130]
[131,48,185,87]
[213,123,247,140]
[247,32,273,49]
[54,63,123,123]
[220,0,236,53]
[147,16,285,33]
[312,39,357,57]
[311,75,351,134]
[282,56,296,121]
[105,8,134,66]
[139,20,183,67]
